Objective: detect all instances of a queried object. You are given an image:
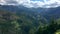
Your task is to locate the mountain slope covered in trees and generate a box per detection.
[0,9,46,34]
[0,5,60,34]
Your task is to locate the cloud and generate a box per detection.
[0,0,18,5]
[17,0,60,8]
[0,0,60,8]
[16,0,45,8]
[44,0,60,8]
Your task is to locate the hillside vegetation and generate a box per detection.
[0,9,60,34]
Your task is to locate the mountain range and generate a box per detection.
[0,5,60,20]
[0,4,60,34]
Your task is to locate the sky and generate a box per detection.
[0,0,60,8]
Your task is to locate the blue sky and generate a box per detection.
[0,0,60,8]
[31,0,43,1]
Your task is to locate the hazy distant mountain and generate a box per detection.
[0,5,60,20]
[41,7,60,20]
[0,5,45,12]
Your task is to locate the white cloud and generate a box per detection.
[0,0,60,8]
[16,0,60,8]
[44,0,60,8]
[0,0,18,5]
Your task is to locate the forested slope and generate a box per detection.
[0,7,60,34]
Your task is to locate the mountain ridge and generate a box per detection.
[0,5,60,20]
